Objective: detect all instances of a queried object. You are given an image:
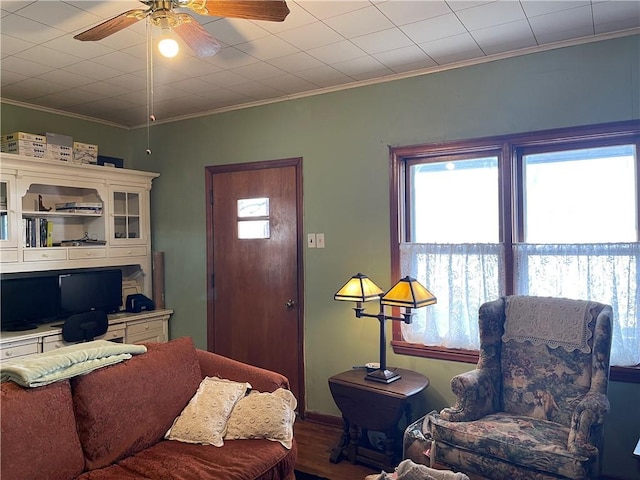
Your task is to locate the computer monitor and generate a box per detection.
[58,269,122,316]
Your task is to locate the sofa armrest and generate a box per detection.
[440,369,499,422]
[568,392,610,457]
[196,349,290,393]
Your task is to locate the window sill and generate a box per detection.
[391,340,640,383]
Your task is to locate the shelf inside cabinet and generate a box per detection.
[22,210,102,218]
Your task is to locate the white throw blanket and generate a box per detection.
[0,340,147,387]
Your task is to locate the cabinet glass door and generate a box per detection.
[0,181,8,241]
[113,192,142,240]
[0,177,17,247]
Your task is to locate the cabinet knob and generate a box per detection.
[5,351,12,357]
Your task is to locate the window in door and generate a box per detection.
[237,197,270,239]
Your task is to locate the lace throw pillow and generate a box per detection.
[165,376,251,446]
[224,388,297,449]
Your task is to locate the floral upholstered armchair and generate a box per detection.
[424,296,613,480]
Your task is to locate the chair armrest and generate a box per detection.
[440,369,499,422]
[196,349,290,393]
[568,392,610,457]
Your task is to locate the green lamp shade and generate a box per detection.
[334,273,384,302]
[380,276,437,308]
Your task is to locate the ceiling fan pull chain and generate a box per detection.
[146,16,155,155]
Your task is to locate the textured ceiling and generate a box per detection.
[1,0,639,127]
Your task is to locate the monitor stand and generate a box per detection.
[1,323,38,332]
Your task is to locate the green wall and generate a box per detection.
[0,105,131,160]
[2,35,639,479]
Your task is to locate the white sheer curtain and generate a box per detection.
[400,243,505,350]
[514,243,640,367]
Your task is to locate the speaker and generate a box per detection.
[126,294,155,313]
[152,251,165,309]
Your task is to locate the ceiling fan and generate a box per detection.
[74,0,290,58]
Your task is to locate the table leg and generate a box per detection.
[329,416,350,463]
[347,422,360,463]
[384,428,396,468]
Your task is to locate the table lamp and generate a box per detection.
[334,273,436,383]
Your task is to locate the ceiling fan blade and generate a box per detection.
[184,1,290,22]
[174,13,222,57]
[74,9,148,41]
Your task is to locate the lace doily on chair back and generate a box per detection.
[503,296,595,353]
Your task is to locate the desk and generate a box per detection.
[328,367,429,470]
[0,309,172,361]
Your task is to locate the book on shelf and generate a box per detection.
[23,218,54,247]
[46,219,53,247]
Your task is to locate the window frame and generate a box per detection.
[389,120,640,383]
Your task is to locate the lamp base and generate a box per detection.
[365,368,402,384]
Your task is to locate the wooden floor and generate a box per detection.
[293,418,486,480]
[293,418,379,480]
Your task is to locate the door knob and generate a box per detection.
[284,298,296,310]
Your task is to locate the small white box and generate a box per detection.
[3,140,46,150]
[74,149,98,164]
[73,141,98,152]
[1,141,46,157]
[45,144,72,162]
[47,144,73,154]
[1,132,46,144]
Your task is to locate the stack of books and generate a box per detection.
[54,202,103,214]
[24,218,53,247]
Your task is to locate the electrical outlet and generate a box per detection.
[316,233,325,248]
[307,233,316,248]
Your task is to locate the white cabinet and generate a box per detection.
[0,155,170,358]
[0,310,172,361]
[42,324,126,352]
[0,154,158,296]
[0,337,40,362]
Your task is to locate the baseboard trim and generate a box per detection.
[301,411,343,428]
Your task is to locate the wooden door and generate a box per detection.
[205,158,304,411]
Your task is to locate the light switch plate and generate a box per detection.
[307,233,316,248]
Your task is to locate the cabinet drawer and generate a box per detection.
[68,247,106,260]
[99,327,126,342]
[0,249,18,262]
[43,327,126,352]
[42,335,68,352]
[23,248,67,262]
[1,341,40,360]
[127,319,164,336]
[108,246,147,258]
[127,331,165,344]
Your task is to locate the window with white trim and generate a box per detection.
[391,122,640,372]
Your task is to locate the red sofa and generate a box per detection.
[1,337,297,480]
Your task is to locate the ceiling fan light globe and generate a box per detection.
[158,37,179,57]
